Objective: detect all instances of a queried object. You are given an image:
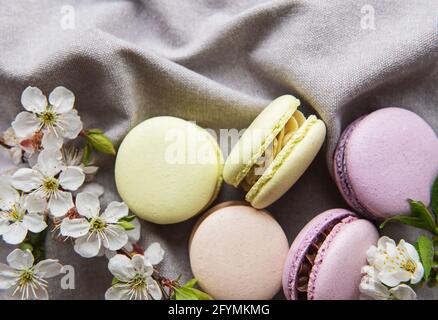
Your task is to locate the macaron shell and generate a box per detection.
[309,219,379,300]
[188,200,249,246]
[333,117,375,219]
[115,116,223,224]
[248,119,326,209]
[224,95,300,187]
[345,107,438,218]
[282,209,354,300]
[189,205,289,300]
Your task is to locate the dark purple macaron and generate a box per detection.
[334,107,438,220]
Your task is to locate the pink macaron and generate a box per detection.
[282,209,379,300]
[334,107,438,220]
[189,202,289,300]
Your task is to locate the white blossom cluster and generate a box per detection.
[360,236,424,300]
[0,86,164,300]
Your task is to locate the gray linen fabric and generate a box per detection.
[0,0,437,299]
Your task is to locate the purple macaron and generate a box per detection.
[334,107,438,220]
[282,209,379,300]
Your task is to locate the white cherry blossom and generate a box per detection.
[11,86,83,150]
[366,236,424,287]
[0,249,62,300]
[105,243,164,300]
[60,192,129,258]
[0,185,47,244]
[11,149,85,217]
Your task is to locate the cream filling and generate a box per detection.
[295,223,334,300]
[239,110,307,192]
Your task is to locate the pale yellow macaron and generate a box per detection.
[115,116,223,224]
[223,95,326,208]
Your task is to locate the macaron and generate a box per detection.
[223,95,326,208]
[282,209,379,300]
[189,202,289,300]
[115,116,223,224]
[334,107,438,220]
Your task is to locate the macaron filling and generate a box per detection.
[292,215,358,300]
[239,110,307,191]
[334,117,375,218]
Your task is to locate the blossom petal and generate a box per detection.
[37,149,62,178]
[24,194,47,214]
[74,233,101,258]
[0,146,20,174]
[101,201,128,223]
[48,86,75,114]
[34,259,62,278]
[0,220,11,235]
[130,255,146,274]
[389,284,417,300]
[411,262,424,284]
[102,225,128,251]
[59,167,85,191]
[48,191,73,217]
[378,268,411,287]
[359,275,390,300]
[144,242,165,266]
[21,87,47,113]
[22,213,47,233]
[60,218,90,238]
[0,263,19,289]
[401,240,421,262]
[75,192,100,218]
[126,218,140,243]
[83,166,99,176]
[365,245,378,266]
[3,222,28,245]
[361,265,377,278]
[11,112,41,139]
[107,254,135,282]
[77,183,104,198]
[0,185,19,210]
[57,110,83,139]
[7,249,34,270]
[41,129,64,150]
[147,277,163,300]
[377,236,396,250]
[12,168,43,192]
[105,286,130,300]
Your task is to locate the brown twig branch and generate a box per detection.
[0,138,11,149]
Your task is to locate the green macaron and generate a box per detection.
[115,116,223,224]
[223,95,326,208]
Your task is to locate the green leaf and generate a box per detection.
[416,235,434,281]
[87,128,104,134]
[19,243,33,252]
[380,215,429,230]
[82,143,91,166]
[182,278,198,288]
[431,174,438,216]
[118,215,136,223]
[173,278,213,300]
[85,131,116,155]
[409,200,437,234]
[174,287,213,300]
[118,220,135,231]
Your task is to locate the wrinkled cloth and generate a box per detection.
[0,0,437,300]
